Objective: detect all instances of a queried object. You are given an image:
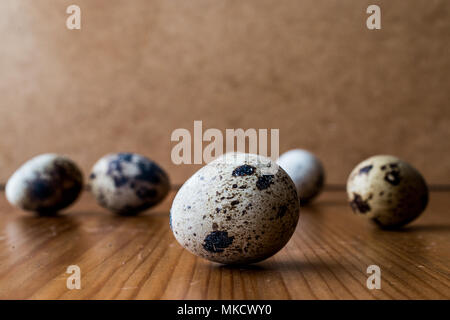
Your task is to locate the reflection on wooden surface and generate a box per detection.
[0,191,449,299]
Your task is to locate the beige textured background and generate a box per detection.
[0,0,449,185]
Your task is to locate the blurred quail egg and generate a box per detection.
[347,155,428,228]
[170,152,300,265]
[89,153,170,215]
[6,154,83,215]
[277,149,325,205]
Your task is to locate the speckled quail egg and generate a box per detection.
[170,152,300,265]
[277,149,325,205]
[347,155,428,228]
[6,154,83,215]
[89,153,170,215]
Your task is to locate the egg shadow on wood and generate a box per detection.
[66,210,167,226]
[299,203,323,215]
[390,224,450,233]
[13,214,80,228]
[309,198,349,207]
[65,209,168,218]
[215,258,344,273]
[5,215,81,245]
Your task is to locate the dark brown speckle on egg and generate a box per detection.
[203,231,234,253]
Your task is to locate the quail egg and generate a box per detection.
[277,149,325,205]
[170,152,300,265]
[347,155,428,228]
[6,153,83,215]
[89,153,170,215]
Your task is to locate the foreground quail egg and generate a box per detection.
[6,154,83,214]
[170,152,300,265]
[277,149,325,205]
[89,153,170,215]
[347,155,428,228]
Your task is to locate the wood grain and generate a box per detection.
[0,190,449,300]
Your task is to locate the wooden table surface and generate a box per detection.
[0,189,448,300]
